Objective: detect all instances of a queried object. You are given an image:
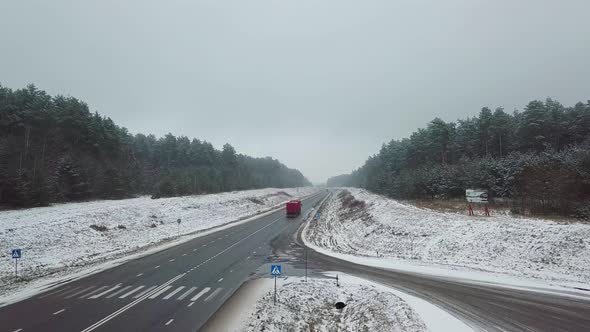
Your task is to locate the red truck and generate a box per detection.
[285,200,302,218]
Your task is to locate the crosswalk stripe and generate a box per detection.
[133,286,156,298]
[204,288,222,302]
[39,286,72,299]
[163,286,185,300]
[89,285,121,299]
[80,286,108,299]
[106,286,132,299]
[177,287,197,300]
[65,286,95,299]
[149,286,172,299]
[190,287,210,301]
[59,286,82,297]
[120,286,144,299]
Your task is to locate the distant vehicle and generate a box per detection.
[286,200,302,218]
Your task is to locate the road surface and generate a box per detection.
[0,192,327,332]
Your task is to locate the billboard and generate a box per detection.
[466,189,488,203]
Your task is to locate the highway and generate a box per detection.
[2,188,590,332]
[0,192,327,332]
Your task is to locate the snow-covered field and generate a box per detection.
[0,187,316,287]
[305,188,590,286]
[240,275,428,332]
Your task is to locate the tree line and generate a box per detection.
[328,99,590,218]
[0,84,310,207]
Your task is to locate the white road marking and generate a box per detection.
[89,285,121,299]
[148,286,172,299]
[169,259,175,262]
[217,237,222,240]
[182,253,187,256]
[193,248,198,251]
[39,286,73,299]
[53,309,66,315]
[133,286,156,299]
[82,213,288,331]
[190,287,210,301]
[120,286,144,299]
[177,287,197,300]
[136,273,143,277]
[246,256,251,259]
[80,286,108,299]
[163,286,185,300]
[13,329,23,332]
[106,286,132,299]
[204,288,223,302]
[65,286,95,299]
[59,286,82,297]
[218,278,223,282]
[154,265,160,269]
[187,302,195,307]
[81,274,185,332]
[229,270,233,273]
[165,319,174,326]
[202,244,207,247]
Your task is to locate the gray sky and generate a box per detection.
[1,1,589,183]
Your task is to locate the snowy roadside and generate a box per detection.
[0,187,316,300]
[235,274,432,332]
[304,188,590,293]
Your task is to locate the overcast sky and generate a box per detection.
[1,1,589,183]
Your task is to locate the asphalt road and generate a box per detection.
[0,191,328,332]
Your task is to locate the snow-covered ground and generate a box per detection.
[0,187,316,288]
[240,274,429,332]
[305,188,590,287]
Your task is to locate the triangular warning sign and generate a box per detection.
[271,266,280,275]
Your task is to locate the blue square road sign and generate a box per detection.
[270,264,282,276]
[11,249,21,259]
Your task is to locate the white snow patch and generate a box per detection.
[304,188,590,293]
[0,187,316,297]
[239,274,429,332]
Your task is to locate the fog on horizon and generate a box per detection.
[1,0,589,184]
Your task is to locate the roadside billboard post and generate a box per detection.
[271,264,282,305]
[466,189,490,216]
[11,249,21,279]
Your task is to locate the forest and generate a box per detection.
[0,84,310,208]
[328,99,590,218]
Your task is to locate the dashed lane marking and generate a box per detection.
[136,273,143,277]
[218,278,223,282]
[53,309,66,315]
[165,319,174,326]
[155,265,161,269]
[169,259,175,262]
[187,302,195,307]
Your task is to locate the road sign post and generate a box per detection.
[177,219,181,237]
[11,249,21,279]
[271,264,282,305]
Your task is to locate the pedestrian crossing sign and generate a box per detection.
[270,264,282,276]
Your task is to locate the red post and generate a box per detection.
[468,203,474,216]
[484,204,490,217]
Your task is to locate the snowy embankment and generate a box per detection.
[239,275,428,332]
[305,188,590,287]
[0,187,316,286]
